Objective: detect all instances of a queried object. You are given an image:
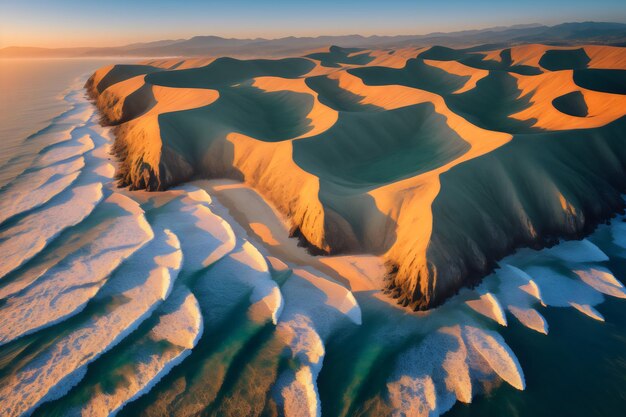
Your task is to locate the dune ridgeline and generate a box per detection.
[86,44,626,310]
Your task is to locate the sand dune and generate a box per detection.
[509,70,626,129]
[88,43,626,310]
[506,44,626,69]
[2,71,626,417]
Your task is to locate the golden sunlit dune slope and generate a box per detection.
[87,44,626,309]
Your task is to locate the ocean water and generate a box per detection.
[446,248,626,417]
[0,59,126,187]
[0,58,625,417]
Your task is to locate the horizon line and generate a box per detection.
[3,20,624,50]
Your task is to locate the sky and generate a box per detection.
[1,0,625,48]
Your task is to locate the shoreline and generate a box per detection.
[194,178,389,294]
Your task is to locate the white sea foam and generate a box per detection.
[287,268,362,326]
[31,134,95,169]
[570,303,605,321]
[386,327,466,417]
[0,157,84,224]
[0,183,103,280]
[150,188,236,272]
[386,324,524,417]
[64,288,204,417]
[492,264,548,334]
[271,267,362,417]
[194,238,281,326]
[524,265,605,309]
[541,239,609,263]
[0,193,153,346]
[464,326,525,390]
[0,226,180,417]
[466,292,507,326]
[274,315,325,417]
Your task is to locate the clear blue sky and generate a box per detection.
[1,0,625,48]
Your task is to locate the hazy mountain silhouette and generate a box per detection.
[2,22,625,58]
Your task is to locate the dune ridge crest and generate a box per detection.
[87,43,626,309]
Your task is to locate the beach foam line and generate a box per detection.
[146,186,236,273]
[89,288,204,417]
[466,292,507,326]
[274,315,325,417]
[0,193,153,347]
[0,125,117,296]
[0,183,103,280]
[0,226,180,417]
[0,97,93,188]
[31,134,95,169]
[191,233,280,327]
[233,241,284,324]
[490,264,548,333]
[270,266,363,417]
[386,326,469,417]
[0,156,84,225]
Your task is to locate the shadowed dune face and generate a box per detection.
[539,48,591,71]
[552,91,588,117]
[96,65,161,93]
[293,103,470,188]
[159,84,315,151]
[306,45,375,68]
[145,57,315,89]
[349,57,471,96]
[409,117,626,307]
[87,43,626,310]
[444,70,537,133]
[418,46,543,75]
[304,75,382,112]
[573,69,626,94]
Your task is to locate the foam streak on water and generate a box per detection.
[0,79,625,417]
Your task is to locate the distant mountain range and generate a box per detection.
[2,21,625,58]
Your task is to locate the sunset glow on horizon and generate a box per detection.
[1,0,625,48]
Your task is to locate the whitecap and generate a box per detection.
[0,183,104,280]
[0,226,180,417]
[0,193,153,346]
[0,157,84,225]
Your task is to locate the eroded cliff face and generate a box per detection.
[87,44,626,309]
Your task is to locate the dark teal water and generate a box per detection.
[447,243,626,417]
